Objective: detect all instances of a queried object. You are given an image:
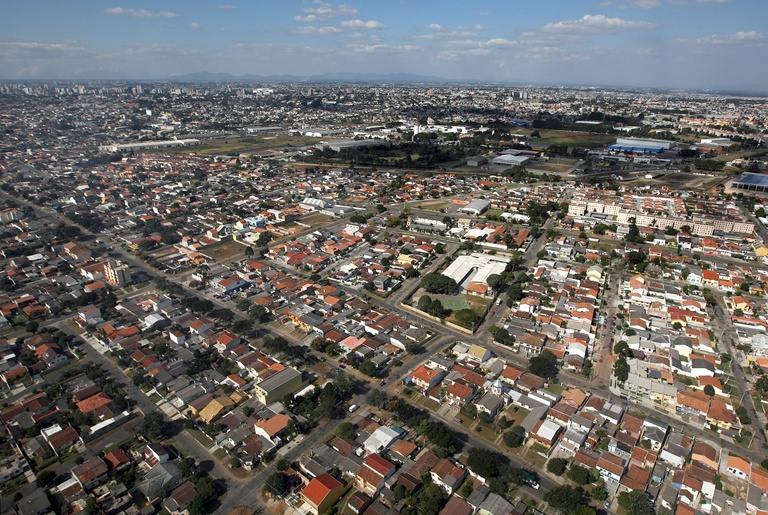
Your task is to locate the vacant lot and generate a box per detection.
[624,171,724,191]
[301,212,336,229]
[200,238,245,262]
[440,297,471,311]
[148,136,322,155]
[526,130,616,148]
[417,199,452,212]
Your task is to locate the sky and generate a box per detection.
[0,0,766,92]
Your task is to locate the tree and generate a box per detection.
[756,376,768,392]
[420,273,457,294]
[263,472,287,497]
[614,340,631,357]
[487,274,503,289]
[736,406,752,425]
[366,389,389,409]
[187,497,206,515]
[618,490,655,515]
[359,360,378,377]
[244,246,254,258]
[454,309,480,329]
[704,384,715,397]
[36,470,56,488]
[257,231,274,247]
[466,448,501,479]
[567,465,594,485]
[503,425,526,448]
[614,356,630,383]
[179,457,197,479]
[333,373,354,394]
[528,350,559,379]
[139,411,169,440]
[544,485,583,512]
[591,485,608,501]
[547,458,568,476]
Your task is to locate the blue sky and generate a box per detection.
[0,0,766,91]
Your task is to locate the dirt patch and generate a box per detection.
[200,238,246,262]
[623,171,724,191]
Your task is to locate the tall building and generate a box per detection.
[104,260,130,286]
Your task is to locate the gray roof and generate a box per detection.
[255,367,301,393]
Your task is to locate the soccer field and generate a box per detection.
[440,297,471,311]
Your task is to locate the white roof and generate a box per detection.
[363,426,402,454]
[537,419,562,440]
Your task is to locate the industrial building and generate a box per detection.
[730,172,768,194]
[492,154,531,167]
[608,137,675,154]
[459,199,491,216]
[441,252,510,296]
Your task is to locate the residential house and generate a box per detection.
[355,454,396,496]
[302,473,345,515]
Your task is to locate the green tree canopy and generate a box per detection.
[547,458,568,476]
[544,485,583,513]
[503,425,526,448]
[567,465,594,485]
[420,273,457,294]
[528,350,559,379]
[617,490,655,515]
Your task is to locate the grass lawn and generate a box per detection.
[455,412,474,426]
[147,135,323,155]
[422,398,441,411]
[504,406,530,426]
[186,429,214,449]
[523,447,547,469]
[301,213,336,229]
[526,129,617,148]
[475,423,499,442]
[213,448,229,460]
[528,162,574,173]
[465,295,492,312]
[417,200,452,212]
[440,297,471,311]
[714,150,768,162]
[149,392,162,404]
[200,238,246,262]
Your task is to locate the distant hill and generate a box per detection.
[165,71,462,84]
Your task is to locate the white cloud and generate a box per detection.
[697,0,729,3]
[429,24,442,30]
[190,23,202,30]
[294,26,343,35]
[218,4,235,9]
[486,38,518,47]
[297,2,358,21]
[0,40,85,58]
[438,48,491,60]
[541,14,658,34]
[694,31,765,44]
[632,0,661,8]
[340,19,385,30]
[343,42,417,54]
[104,7,177,18]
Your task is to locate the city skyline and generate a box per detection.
[1,0,767,92]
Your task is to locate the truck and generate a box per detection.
[522,470,540,489]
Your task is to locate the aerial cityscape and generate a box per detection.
[1,2,768,515]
